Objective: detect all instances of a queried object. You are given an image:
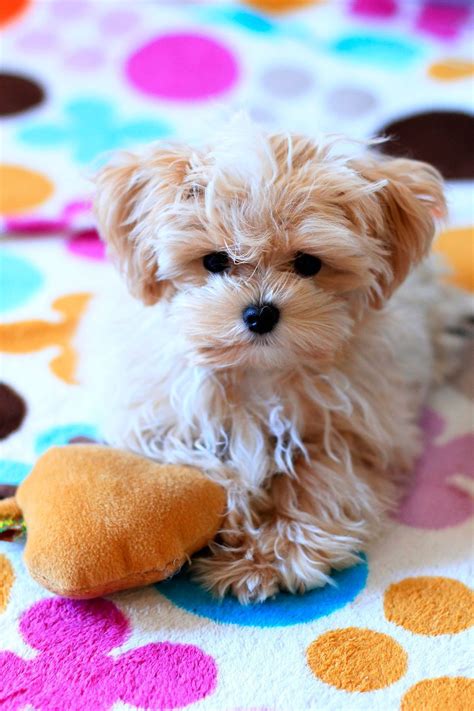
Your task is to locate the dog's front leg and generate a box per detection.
[193,450,388,603]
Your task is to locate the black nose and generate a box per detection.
[242,303,280,335]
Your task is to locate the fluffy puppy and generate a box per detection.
[94,122,469,602]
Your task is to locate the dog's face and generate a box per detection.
[95,125,445,370]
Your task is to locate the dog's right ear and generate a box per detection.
[94,148,190,304]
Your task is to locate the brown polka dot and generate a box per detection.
[0,554,14,613]
[0,485,17,499]
[306,627,407,692]
[0,383,26,439]
[402,677,474,711]
[377,111,474,179]
[0,72,45,117]
[68,435,98,444]
[384,576,474,635]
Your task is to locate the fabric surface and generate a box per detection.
[0,0,473,709]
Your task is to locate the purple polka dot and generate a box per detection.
[65,48,105,71]
[100,9,139,35]
[67,230,105,261]
[326,87,377,117]
[51,0,90,19]
[126,32,239,102]
[249,106,276,125]
[261,65,314,98]
[16,30,57,52]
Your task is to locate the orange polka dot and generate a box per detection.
[306,627,407,692]
[434,227,474,292]
[0,164,54,216]
[0,0,30,27]
[384,576,474,635]
[0,554,14,612]
[428,59,474,82]
[402,677,474,711]
[0,293,92,384]
[245,0,322,13]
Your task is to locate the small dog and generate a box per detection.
[94,121,469,602]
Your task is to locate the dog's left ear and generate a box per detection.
[351,155,446,305]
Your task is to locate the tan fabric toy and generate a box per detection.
[0,445,226,598]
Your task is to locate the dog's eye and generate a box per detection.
[203,251,230,274]
[293,252,322,277]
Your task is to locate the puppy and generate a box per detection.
[93,122,469,602]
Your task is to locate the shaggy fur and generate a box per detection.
[93,121,470,602]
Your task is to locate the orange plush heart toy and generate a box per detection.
[0,445,226,598]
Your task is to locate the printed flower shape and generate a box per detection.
[396,408,474,529]
[19,97,170,163]
[0,597,217,710]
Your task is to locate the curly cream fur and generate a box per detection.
[93,120,470,602]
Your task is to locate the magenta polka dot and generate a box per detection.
[0,597,217,710]
[16,31,57,52]
[126,32,239,102]
[100,9,139,35]
[67,230,105,261]
[66,48,105,70]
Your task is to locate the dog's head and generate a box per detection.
[94,122,445,370]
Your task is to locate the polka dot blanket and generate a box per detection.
[1,1,473,709]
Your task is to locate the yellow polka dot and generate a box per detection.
[384,576,474,635]
[402,677,474,711]
[0,554,14,612]
[434,227,474,292]
[0,164,54,216]
[428,59,474,82]
[245,0,322,13]
[306,627,407,692]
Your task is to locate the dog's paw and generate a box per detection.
[192,548,281,603]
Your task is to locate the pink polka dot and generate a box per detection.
[66,48,105,70]
[17,30,57,52]
[350,0,398,18]
[395,409,474,529]
[100,9,139,35]
[416,1,470,40]
[126,32,239,102]
[67,229,105,261]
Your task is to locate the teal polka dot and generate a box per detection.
[194,7,275,33]
[0,460,31,485]
[157,555,368,627]
[332,34,421,69]
[0,250,43,313]
[35,423,99,454]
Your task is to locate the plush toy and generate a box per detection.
[0,445,226,598]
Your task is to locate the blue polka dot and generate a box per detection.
[194,7,275,33]
[35,423,99,454]
[19,98,171,164]
[0,460,31,485]
[332,34,421,69]
[0,250,43,313]
[156,555,368,627]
